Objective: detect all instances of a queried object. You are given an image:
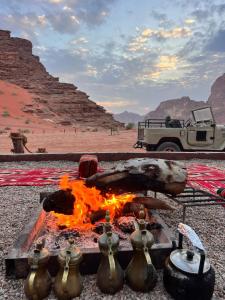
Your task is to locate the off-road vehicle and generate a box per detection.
[134,107,225,151]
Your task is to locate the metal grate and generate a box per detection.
[161,187,225,222]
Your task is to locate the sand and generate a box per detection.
[0,128,141,153]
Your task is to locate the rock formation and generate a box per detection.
[114,111,143,124]
[145,75,225,123]
[144,97,206,121]
[207,73,225,123]
[0,30,122,128]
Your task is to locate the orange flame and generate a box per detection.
[52,175,135,230]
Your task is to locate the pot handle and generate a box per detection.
[178,232,183,249]
[178,232,206,275]
[62,252,71,292]
[28,267,38,300]
[108,249,116,281]
[198,249,205,275]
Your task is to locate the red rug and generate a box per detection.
[187,164,225,195]
[0,168,79,186]
[0,164,225,198]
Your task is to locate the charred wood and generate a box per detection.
[90,209,106,224]
[42,189,75,215]
[133,196,175,210]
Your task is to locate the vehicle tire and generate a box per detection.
[146,145,153,151]
[156,142,181,152]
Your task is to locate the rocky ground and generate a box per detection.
[0,160,224,299]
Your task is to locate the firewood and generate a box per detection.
[133,196,175,210]
[122,202,146,217]
[89,209,106,224]
[42,189,75,215]
[85,158,187,195]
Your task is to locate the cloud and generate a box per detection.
[47,11,80,33]
[0,0,118,35]
[184,18,195,25]
[42,48,87,74]
[205,28,225,52]
[70,37,88,45]
[156,55,178,70]
[96,98,137,110]
[128,27,192,52]
[49,0,64,3]
[136,55,181,83]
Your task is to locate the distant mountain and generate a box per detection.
[113,111,143,124]
[144,97,206,121]
[144,74,225,123]
[207,73,225,123]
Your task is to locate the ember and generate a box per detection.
[52,175,135,230]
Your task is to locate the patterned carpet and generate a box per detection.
[0,164,225,198]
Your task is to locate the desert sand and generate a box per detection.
[0,128,142,153]
[0,80,141,154]
[0,80,59,132]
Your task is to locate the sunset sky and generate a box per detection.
[1,0,225,114]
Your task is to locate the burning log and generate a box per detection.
[85,158,187,195]
[122,202,146,217]
[133,196,175,210]
[90,209,106,224]
[122,196,174,217]
[43,189,75,215]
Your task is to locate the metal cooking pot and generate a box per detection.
[163,230,215,300]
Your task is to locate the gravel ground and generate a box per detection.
[0,159,225,299]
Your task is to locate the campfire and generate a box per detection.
[41,157,187,243]
[52,175,135,230]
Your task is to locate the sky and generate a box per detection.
[1,0,225,114]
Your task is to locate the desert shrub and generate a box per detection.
[4,127,11,130]
[11,92,17,96]
[2,111,10,117]
[125,122,135,130]
[92,128,98,132]
[25,119,30,124]
[0,90,4,95]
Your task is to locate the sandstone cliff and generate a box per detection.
[207,73,225,123]
[144,96,206,120]
[0,30,122,129]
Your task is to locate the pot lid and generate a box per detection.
[170,249,210,274]
[59,238,82,264]
[29,240,49,265]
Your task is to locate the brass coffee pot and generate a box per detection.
[96,211,124,294]
[125,207,157,292]
[24,240,52,300]
[54,237,83,300]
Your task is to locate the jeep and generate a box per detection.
[134,107,225,151]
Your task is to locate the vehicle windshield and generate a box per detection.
[192,107,214,123]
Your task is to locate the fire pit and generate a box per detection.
[6,157,186,279]
[5,195,174,278]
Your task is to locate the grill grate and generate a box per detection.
[162,187,225,222]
